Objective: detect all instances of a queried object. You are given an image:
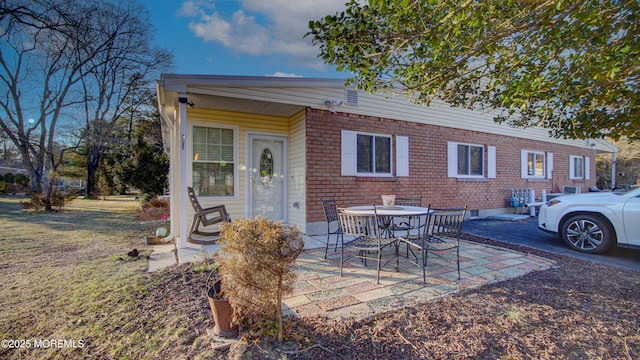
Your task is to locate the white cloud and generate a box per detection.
[266,72,303,77]
[179,0,215,17]
[183,0,347,71]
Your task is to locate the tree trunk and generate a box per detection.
[15,145,43,194]
[277,278,283,344]
[85,146,103,199]
[86,162,97,199]
[43,177,54,211]
[28,170,42,194]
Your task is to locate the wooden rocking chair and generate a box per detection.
[187,186,231,245]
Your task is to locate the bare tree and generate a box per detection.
[0,0,88,205]
[597,138,640,190]
[0,128,19,162]
[0,0,172,208]
[613,139,640,189]
[78,1,172,198]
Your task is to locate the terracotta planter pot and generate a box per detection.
[207,271,238,337]
[145,236,164,245]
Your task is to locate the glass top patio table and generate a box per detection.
[343,205,432,239]
[343,205,431,216]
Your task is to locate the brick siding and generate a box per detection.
[305,108,596,222]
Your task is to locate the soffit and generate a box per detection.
[186,93,305,118]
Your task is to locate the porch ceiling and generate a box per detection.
[187,93,306,118]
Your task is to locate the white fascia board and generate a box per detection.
[591,138,619,153]
[159,74,347,90]
[157,78,188,94]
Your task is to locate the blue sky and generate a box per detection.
[143,0,348,78]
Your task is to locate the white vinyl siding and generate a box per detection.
[161,76,607,152]
[288,110,306,231]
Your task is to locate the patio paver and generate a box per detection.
[282,238,556,322]
[155,234,556,323]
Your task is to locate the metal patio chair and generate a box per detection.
[389,196,423,238]
[399,205,467,283]
[321,199,343,259]
[337,206,398,284]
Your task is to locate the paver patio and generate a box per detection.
[154,235,556,322]
[282,239,556,321]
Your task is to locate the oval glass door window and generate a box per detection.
[260,148,273,188]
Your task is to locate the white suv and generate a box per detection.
[538,188,640,253]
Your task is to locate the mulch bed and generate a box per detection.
[138,235,640,359]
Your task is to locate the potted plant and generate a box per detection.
[206,264,239,337]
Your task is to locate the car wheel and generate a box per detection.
[560,214,615,254]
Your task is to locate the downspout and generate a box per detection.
[156,81,176,244]
[157,105,176,244]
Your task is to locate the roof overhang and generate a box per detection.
[155,74,619,155]
[589,138,619,154]
[156,74,346,118]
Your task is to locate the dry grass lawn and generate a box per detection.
[0,195,216,359]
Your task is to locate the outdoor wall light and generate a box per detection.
[324,97,343,113]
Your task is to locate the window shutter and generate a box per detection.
[447,142,458,177]
[569,155,576,179]
[585,156,590,180]
[341,130,357,176]
[396,136,409,177]
[520,150,528,179]
[487,146,496,179]
[546,152,553,179]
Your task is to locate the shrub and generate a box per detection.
[217,216,304,344]
[22,190,78,211]
[2,172,15,184]
[14,174,29,187]
[138,198,170,222]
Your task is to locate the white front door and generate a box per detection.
[248,134,287,221]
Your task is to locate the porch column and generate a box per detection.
[611,152,616,189]
[166,118,176,242]
[177,94,189,249]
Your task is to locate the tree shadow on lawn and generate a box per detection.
[0,195,146,237]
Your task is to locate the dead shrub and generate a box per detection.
[22,190,78,211]
[138,198,170,222]
[217,216,305,344]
